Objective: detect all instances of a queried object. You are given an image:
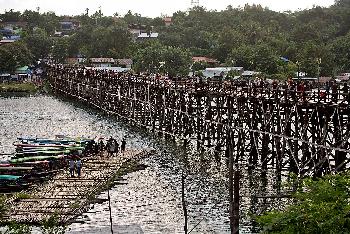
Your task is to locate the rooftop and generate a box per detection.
[138,32,159,38]
[115,59,133,65]
[0,39,16,45]
[192,57,219,64]
[90,58,115,63]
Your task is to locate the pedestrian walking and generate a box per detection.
[114,139,119,156]
[107,136,115,157]
[69,158,75,177]
[98,139,105,157]
[121,138,126,152]
[342,83,349,102]
[76,158,82,177]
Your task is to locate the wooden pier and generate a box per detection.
[2,149,152,224]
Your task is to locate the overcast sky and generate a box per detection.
[0,0,335,18]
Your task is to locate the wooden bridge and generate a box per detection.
[3,149,151,224]
[48,67,350,178]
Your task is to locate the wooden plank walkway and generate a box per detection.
[2,149,153,224]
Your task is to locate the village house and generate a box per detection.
[0,21,27,30]
[89,58,115,67]
[54,17,81,36]
[137,32,159,41]
[59,17,80,31]
[89,58,133,69]
[202,67,244,78]
[66,57,86,65]
[128,24,158,41]
[0,21,26,39]
[128,24,145,36]
[115,59,133,69]
[192,56,219,66]
[128,24,149,38]
[163,17,172,27]
[0,39,16,46]
[241,70,261,78]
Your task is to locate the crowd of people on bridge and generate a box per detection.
[49,65,350,104]
[68,137,127,177]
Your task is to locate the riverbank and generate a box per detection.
[0,82,38,93]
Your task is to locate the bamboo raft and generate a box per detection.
[2,149,153,224]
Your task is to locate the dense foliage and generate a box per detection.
[257,173,350,233]
[2,0,350,77]
[0,41,32,73]
[133,41,191,77]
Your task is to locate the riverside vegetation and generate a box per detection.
[0,83,38,93]
[257,173,350,233]
[2,0,350,78]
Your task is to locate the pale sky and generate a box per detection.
[0,0,335,18]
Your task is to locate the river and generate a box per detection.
[0,94,279,233]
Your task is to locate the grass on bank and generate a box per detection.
[0,82,38,93]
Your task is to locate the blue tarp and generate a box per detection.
[280,57,290,62]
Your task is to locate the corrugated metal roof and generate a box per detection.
[138,32,159,38]
[192,57,218,64]
[90,58,115,63]
[0,39,15,43]
[115,59,133,65]
[242,71,260,76]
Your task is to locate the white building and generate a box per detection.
[202,67,244,78]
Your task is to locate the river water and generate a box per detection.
[0,95,282,233]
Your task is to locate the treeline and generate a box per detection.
[1,0,350,78]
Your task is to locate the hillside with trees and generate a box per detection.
[1,0,350,78]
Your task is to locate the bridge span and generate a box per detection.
[48,67,350,178]
[48,66,350,232]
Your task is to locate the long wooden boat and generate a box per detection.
[10,155,65,164]
[0,136,91,192]
[0,166,35,176]
[14,143,81,148]
[13,150,71,158]
[0,167,34,171]
[0,175,30,192]
[17,137,93,146]
[0,175,22,181]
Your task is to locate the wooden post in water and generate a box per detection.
[181,173,188,234]
[233,167,240,234]
[228,130,239,234]
[107,172,114,234]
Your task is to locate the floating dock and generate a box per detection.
[2,149,152,224]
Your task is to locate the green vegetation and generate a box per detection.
[0,42,32,74]
[0,195,6,220]
[40,213,66,234]
[14,193,31,200]
[0,83,38,93]
[134,41,191,77]
[257,172,350,233]
[3,222,32,234]
[2,0,350,77]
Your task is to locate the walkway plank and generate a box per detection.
[3,149,153,224]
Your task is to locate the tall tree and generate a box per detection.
[23,28,52,61]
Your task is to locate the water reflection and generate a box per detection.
[0,95,234,233]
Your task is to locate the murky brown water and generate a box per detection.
[0,94,282,233]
